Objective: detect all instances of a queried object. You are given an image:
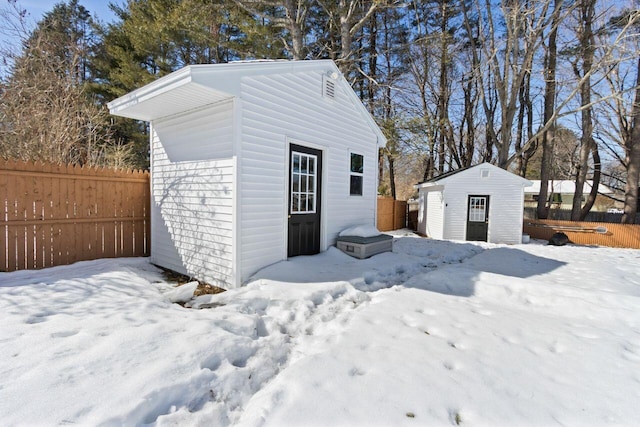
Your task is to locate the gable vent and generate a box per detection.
[323,75,336,99]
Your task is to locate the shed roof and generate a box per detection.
[416,162,532,188]
[107,59,386,146]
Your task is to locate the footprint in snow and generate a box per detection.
[51,330,79,338]
[549,341,566,354]
[201,354,222,372]
[443,361,462,371]
[25,312,51,324]
[348,367,365,377]
[471,308,493,316]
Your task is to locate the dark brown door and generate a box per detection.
[466,195,489,241]
[288,144,322,257]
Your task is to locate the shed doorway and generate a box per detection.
[288,144,322,257]
[466,195,489,241]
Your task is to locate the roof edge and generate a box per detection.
[107,66,194,115]
[107,60,387,146]
[416,162,532,187]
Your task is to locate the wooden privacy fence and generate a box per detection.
[524,219,640,249]
[524,207,640,224]
[1,159,150,272]
[377,197,407,231]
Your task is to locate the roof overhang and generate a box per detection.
[414,182,444,191]
[107,67,234,121]
[107,60,388,147]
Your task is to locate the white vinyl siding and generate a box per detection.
[153,100,233,161]
[111,61,385,290]
[239,71,378,283]
[150,101,235,287]
[418,164,528,245]
[442,173,525,244]
[425,190,445,240]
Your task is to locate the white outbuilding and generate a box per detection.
[108,60,386,288]
[416,163,531,244]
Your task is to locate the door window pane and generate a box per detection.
[292,194,300,212]
[293,154,300,173]
[469,197,486,222]
[291,151,318,214]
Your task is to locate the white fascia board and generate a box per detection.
[108,67,193,115]
[108,66,236,121]
[415,183,445,191]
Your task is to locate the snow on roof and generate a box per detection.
[525,180,612,194]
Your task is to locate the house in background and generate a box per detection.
[524,180,618,212]
[108,60,386,288]
[416,163,531,244]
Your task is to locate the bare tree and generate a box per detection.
[537,0,563,219]
[0,1,128,167]
[231,0,311,59]
[593,7,640,223]
[464,0,555,168]
[570,0,600,221]
[622,57,640,223]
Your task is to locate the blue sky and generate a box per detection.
[1,1,119,77]
[20,0,118,24]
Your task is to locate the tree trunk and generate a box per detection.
[436,0,449,174]
[622,134,640,224]
[378,148,385,190]
[622,57,640,224]
[571,0,595,221]
[579,142,600,220]
[283,0,305,60]
[536,0,562,219]
[388,154,396,200]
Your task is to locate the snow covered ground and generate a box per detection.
[1,232,639,426]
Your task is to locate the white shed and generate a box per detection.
[108,60,386,288]
[416,163,531,244]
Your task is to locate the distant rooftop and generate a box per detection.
[525,180,612,194]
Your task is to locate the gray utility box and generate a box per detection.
[336,234,393,259]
